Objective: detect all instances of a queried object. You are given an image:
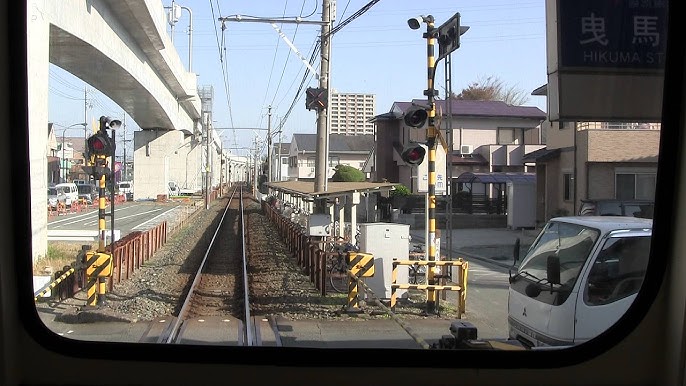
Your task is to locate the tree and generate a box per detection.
[450,75,530,105]
[331,165,365,182]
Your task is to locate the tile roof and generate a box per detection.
[292,133,375,152]
[393,99,546,120]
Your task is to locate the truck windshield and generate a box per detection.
[518,222,600,288]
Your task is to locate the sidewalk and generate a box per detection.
[409,228,540,269]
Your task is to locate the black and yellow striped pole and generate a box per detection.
[346,252,374,312]
[408,13,468,315]
[415,15,439,314]
[83,116,120,306]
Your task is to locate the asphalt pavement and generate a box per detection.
[408,227,540,269]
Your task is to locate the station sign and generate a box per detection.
[559,0,668,70]
[546,0,669,122]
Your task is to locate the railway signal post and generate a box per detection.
[82,116,120,306]
[407,13,467,314]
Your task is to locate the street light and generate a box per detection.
[55,122,87,182]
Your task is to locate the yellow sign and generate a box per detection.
[85,251,113,277]
[348,252,374,278]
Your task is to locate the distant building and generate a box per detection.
[329,92,376,135]
[525,84,660,223]
[287,134,374,181]
[372,98,546,196]
[270,142,290,181]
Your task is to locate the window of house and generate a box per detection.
[563,173,573,201]
[306,157,315,168]
[328,156,339,167]
[616,172,657,200]
[497,128,523,145]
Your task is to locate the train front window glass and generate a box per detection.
[30,0,665,354]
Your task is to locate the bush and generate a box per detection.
[331,165,365,182]
[390,184,410,197]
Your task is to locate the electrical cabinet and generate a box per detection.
[308,214,331,237]
[358,223,410,299]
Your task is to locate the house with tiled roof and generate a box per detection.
[372,99,546,206]
[287,134,375,181]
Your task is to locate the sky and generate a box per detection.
[48,0,548,161]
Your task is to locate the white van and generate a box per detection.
[507,216,652,349]
[117,181,133,201]
[54,182,79,207]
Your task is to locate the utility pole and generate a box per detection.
[205,117,211,210]
[267,105,272,183]
[314,0,332,212]
[278,131,283,181]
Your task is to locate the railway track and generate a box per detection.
[140,185,279,346]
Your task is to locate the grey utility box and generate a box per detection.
[358,223,410,299]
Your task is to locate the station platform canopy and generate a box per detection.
[264,181,397,201]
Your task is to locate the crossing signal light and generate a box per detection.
[404,106,429,128]
[401,144,426,166]
[437,12,469,61]
[87,131,114,157]
[305,87,327,111]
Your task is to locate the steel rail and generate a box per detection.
[162,186,239,344]
[239,188,255,346]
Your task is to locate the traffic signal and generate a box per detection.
[404,106,429,128]
[401,144,426,166]
[86,130,114,157]
[436,12,469,61]
[305,87,327,111]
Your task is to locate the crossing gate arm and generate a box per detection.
[34,267,76,300]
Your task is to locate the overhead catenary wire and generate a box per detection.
[210,0,238,149]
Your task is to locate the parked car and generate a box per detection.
[54,182,78,207]
[77,184,98,204]
[578,199,654,219]
[117,181,133,201]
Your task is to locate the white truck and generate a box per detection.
[507,216,652,349]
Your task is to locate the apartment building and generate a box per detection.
[525,84,660,224]
[329,92,376,135]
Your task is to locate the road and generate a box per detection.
[47,201,186,239]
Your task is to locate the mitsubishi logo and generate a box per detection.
[522,307,527,317]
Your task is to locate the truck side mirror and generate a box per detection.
[547,254,561,285]
[513,238,521,263]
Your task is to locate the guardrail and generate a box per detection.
[390,259,468,317]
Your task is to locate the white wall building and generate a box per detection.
[329,92,376,135]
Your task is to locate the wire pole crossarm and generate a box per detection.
[218,15,329,26]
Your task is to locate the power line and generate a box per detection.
[210,0,237,148]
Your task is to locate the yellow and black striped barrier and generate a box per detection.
[391,259,468,316]
[346,252,374,311]
[34,267,76,301]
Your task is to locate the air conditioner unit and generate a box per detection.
[460,145,473,154]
